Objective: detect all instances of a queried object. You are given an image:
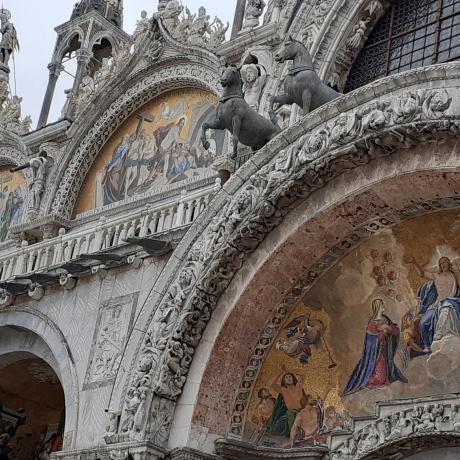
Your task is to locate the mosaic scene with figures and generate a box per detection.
[74,88,225,214]
[0,167,26,242]
[244,210,460,448]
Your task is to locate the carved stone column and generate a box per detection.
[231,0,247,38]
[38,62,64,128]
[67,49,92,119]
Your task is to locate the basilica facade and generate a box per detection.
[0,0,459,459]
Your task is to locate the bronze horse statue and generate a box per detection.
[269,37,341,120]
[201,66,280,160]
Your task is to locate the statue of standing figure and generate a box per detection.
[0,9,18,68]
[242,0,266,31]
[10,151,53,212]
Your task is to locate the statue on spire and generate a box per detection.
[0,8,19,68]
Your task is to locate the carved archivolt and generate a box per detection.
[46,62,221,219]
[111,63,460,446]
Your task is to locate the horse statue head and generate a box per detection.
[274,36,312,67]
[220,65,243,90]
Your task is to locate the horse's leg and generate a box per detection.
[301,90,312,114]
[230,115,242,160]
[269,94,292,123]
[201,118,224,150]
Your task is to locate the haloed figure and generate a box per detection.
[344,299,407,396]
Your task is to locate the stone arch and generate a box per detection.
[45,59,221,219]
[170,143,460,449]
[110,63,460,448]
[0,308,80,449]
[55,29,84,62]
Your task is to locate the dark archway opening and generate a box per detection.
[0,356,65,460]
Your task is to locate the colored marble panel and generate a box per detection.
[74,88,224,215]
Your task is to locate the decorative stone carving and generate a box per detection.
[84,294,138,390]
[119,83,456,445]
[158,4,228,50]
[327,0,386,91]
[0,288,14,307]
[0,95,31,135]
[331,400,460,458]
[133,10,152,43]
[241,63,267,110]
[201,66,280,160]
[242,0,267,32]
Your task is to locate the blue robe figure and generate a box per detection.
[344,299,407,396]
[102,135,131,205]
[417,279,460,349]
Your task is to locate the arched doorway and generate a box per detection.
[0,354,65,460]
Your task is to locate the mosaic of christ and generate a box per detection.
[243,209,460,448]
[74,88,225,214]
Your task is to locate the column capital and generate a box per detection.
[47,62,64,77]
[76,49,93,63]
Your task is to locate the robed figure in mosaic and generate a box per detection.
[344,299,407,396]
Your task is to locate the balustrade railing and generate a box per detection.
[0,185,218,281]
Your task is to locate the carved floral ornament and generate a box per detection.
[113,65,460,445]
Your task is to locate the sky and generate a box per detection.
[7,0,237,128]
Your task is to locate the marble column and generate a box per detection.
[37,62,63,129]
[67,49,92,119]
[231,0,246,38]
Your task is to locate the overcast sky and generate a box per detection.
[8,0,236,128]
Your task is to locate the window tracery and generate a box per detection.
[345,0,460,92]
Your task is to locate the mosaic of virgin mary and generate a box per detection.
[343,299,407,395]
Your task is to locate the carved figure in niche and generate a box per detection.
[0,9,18,67]
[390,411,411,437]
[133,10,151,41]
[424,90,452,118]
[209,18,229,49]
[361,422,379,450]
[94,57,113,89]
[201,66,280,160]
[11,151,53,212]
[416,405,435,431]
[252,388,276,428]
[404,254,460,348]
[347,19,369,50]
[343,299,407,396]
[188,7,211,45]
[240,63,267,111]
[269,37,341,120]
[275,314,330,365]
[242,0,266,31]
[451,405,460,432]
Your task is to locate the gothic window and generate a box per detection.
[345,0,460,92]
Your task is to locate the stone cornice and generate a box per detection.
[112,62,460,446]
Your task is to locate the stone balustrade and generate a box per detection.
[0,185,218,281]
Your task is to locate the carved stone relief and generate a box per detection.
[84,293,138,390]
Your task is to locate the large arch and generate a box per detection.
[108,62,460,450]
[0,309,79,449]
